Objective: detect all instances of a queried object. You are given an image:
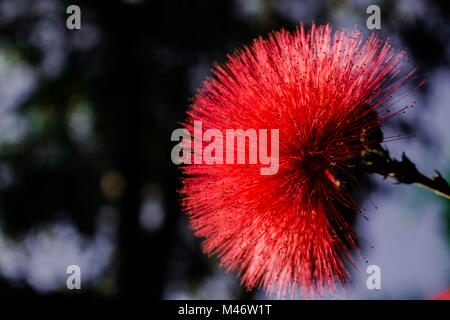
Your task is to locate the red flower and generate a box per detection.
[179,23,417,298]
[429,288,450,300]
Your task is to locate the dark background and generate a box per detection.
[0,0,448,300]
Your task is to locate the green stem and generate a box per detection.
[361,146,450,200]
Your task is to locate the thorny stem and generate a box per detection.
[361,145,450,200]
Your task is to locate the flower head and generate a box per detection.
[179,23,417,298]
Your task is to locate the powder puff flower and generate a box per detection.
[179,23,418,298]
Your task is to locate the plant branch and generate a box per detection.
[361,146,450,200]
